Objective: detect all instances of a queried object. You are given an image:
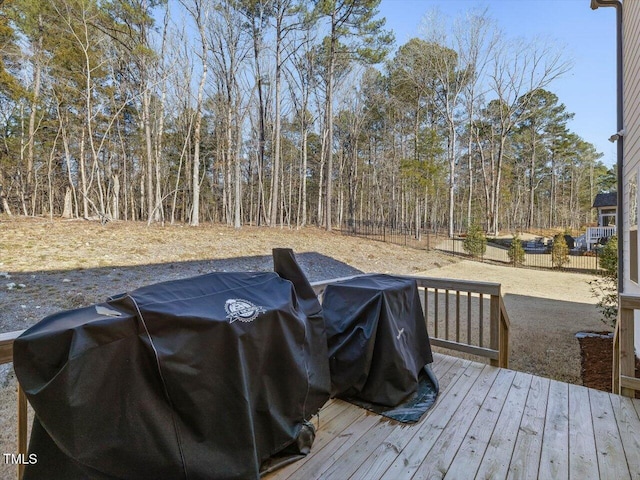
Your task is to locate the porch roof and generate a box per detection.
[593,192,618,208]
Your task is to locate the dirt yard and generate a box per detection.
[421,260,608,385]
[0,216,610,479]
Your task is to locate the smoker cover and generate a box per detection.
[324,274,433,407]
[13,250,330,480]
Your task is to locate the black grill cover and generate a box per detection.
[13,249,330,480]
[323,274,433,406]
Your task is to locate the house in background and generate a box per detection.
[586,191,617,250]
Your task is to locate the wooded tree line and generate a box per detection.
[0,0,614,234]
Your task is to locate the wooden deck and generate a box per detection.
[265,353,640,480]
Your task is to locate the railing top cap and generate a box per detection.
[312,274,502,295]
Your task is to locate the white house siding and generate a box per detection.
[623,1,640,352]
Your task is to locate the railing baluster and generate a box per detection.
[499,301,510,368]
[479,293,484,347]
[445,289,450,340]
[490,295,500,367]
[434,289,439,339]
[613,320,620,394]
[467,292,472,345]
[424,287,429,333]
[456,291,460,343]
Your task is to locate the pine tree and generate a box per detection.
[313,0,393,231]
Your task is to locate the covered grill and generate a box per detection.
[14,249,330,480]
[323,274,436,412]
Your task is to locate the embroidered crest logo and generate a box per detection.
[225,298,266,323]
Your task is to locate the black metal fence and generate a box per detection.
[340,220,446,250]
[341,220,603,274]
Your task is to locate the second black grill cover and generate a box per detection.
[323,274,433,406]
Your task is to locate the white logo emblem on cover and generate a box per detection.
[225,299,266,323]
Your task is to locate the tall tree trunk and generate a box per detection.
[317,128,327,226]
[190,8,208,227]
[0,170,12,215]
[467,147,473,227]
[234,111,242,229]
[79,128,89,218]
[301,127,308,227]
[180,0,210,225]
[448,128,456,237]
[27,14,44,215]
[251,19,266,226]
[112,175,120,220]
[491,137,506,235]
[269,13,284,227]
[527,132,536,229]
[143,86,156,222]
[224,99,233,225]
[325,11,336,231]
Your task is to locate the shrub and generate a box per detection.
[508,235,525,266]
[590,236,618,328]
[463,224,486,258]
[600,235,618,274]
[551,234,569,269]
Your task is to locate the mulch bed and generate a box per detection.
[578,333,613,392]
[579,331,640,396]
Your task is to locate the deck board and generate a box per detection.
[379,362,485,480]
[443,368,516,480]
[347,356,471,480]
[263,353,639,480]
[411,365,500,479]
[609,393,640,477]
[507,374,549,480]
[475,371,533,480]
[567,384,599,479]
[539,380,569,479]
[590,388,632,480]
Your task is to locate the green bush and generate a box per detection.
[551,234,569,269]
[463,224,487,258]
[600,235,618,275]
[508,235,525,266]
[590,236,617,328]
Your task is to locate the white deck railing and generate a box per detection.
[586,225,617,250]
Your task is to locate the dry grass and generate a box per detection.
[0,216,459,334]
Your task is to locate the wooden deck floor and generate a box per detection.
[265,353,640,480]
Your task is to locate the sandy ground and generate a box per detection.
[0,217,609,478]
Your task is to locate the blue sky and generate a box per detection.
[378,0,617,167]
